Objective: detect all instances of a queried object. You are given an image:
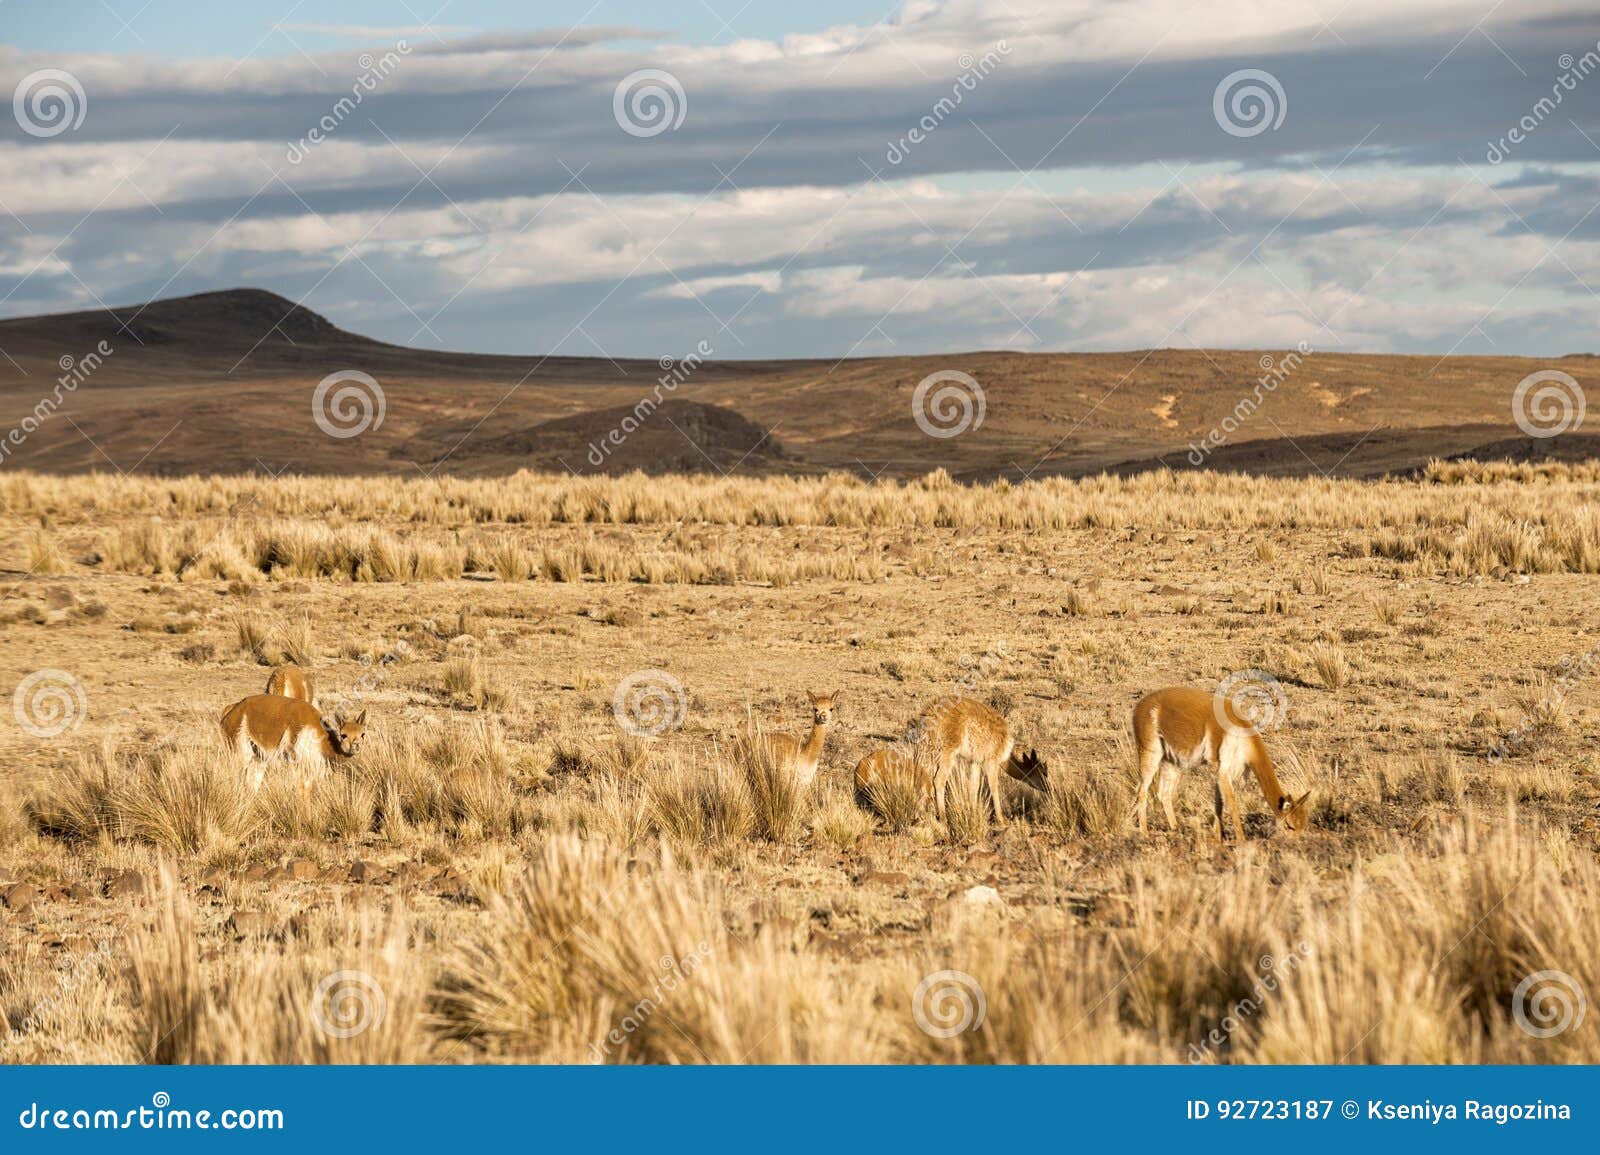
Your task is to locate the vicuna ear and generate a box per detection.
[1294,791,1311,809]
[355,708,368,725]
[830,690,842,707]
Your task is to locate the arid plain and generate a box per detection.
[0,293,1597,1064]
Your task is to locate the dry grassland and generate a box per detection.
[1,463,1597,1063]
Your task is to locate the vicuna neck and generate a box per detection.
[802,719,828,762]
[1247,734,1287,807]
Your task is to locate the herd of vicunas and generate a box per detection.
[221,672,1313,843]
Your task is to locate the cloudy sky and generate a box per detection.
[2,0,1598,358]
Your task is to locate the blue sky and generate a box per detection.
[2,0,1598,359]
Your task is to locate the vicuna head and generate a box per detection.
[807,690,841,727]
[322,708,368,757]
[1276,791,1312,832]
[1005,747,1049,791]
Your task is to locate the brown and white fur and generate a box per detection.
[911,697,1047,825]
[264,665,315,704]
[1132,686,1309,842]
[221,694,366,790]
[760,690,839,787]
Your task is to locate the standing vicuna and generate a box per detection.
[1131,686,1310,841]
[264,665,315,704]
[912,697,1047,825]
[220,695,367,790]
[758,690,839,787]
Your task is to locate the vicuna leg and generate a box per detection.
[986,759,1006,826]
[1217,772,1245,843]
[1135,742,1162,833]
[1156,764,1180,830]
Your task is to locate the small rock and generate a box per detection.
[65,882,95,902]
[242,864,271,883]
[101,870,145,900]
[347,860,376,883]
[961,884,1005,908]
[224,910,271,938]
[286,859,318,882]
[3,882,37,913]
[857,870,911,887]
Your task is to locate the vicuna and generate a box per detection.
[264,665,315,704]
[911,697,1047,825]
[758,690,839,787]
[1131,686,1310,841]
[220,694,367,790]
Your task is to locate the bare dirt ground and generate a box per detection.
[1,467,1597,1063]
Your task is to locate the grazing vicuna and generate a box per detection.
[912,697,1047,825]
[1131,686,1310,841]
[264,665,315,704]
[220,694,367,790]
[758,690,839,787]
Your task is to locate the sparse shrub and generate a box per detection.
[1310,641,1350,689]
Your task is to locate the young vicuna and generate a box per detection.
[853,745,931,809]
[264,665,315,704]
[220,695,367,790]
[1131,686,1310,841]
[759,690,839,787]
[912,697,1047,825]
